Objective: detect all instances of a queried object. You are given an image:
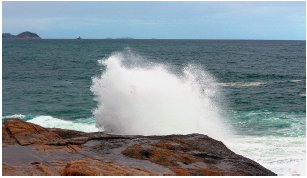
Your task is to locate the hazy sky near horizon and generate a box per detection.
[2,1,306,40]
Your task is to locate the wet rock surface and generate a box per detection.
[2,118,277,176]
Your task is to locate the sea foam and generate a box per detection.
[91,50,230,139]
[27,116,100,133]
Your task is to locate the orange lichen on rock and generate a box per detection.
[31,144,82,152]
[121,143,179,166]
[34,163,53,176]
[2,124,17,145]
[121,143,150,159]
[121,140,197,167]
[192,168,222,176]
[153,143,176,150]
[3,163,54,176]
[180,155,195,165]
[2,164,38,176]
[147,149,179,166]
[2,118,278,176]
[4,118,62,146]
[60,160,156,176]
[68,144,82,152]
[170,167,222,176]
[156,138,191,152]
[169,167,192,176]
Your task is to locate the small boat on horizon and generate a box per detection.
[77,37,82,39]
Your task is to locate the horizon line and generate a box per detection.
[6,38,305,41]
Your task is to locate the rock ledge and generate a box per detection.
[2,118,277,176]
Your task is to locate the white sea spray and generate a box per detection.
[91,50,230,140]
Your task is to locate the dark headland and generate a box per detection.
[2,31,42,39]
[2,118,277,176]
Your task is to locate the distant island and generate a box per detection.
[2,31,42,39]
[105,37,134,39]
[116,37,134,39]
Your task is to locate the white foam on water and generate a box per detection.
[27,116,101,133]
[217,81,267,87]
[91,51,230,140]
[291,80,302,82]
[224,136,306,176]
[2,114,27,119]
[2,114,35,121]
[217,79,305,88]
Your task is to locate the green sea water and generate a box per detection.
[2,39,306,175]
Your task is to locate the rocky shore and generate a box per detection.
[2,118,276,176]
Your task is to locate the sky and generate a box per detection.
[2,1,306,40]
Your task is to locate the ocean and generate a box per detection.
[2,39,306,175]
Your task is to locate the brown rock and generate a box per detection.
[122,142,180,167]
[2,124,17,145]
[2,118,277,176]
[121,135,277,176]
[31,162,53,176]
[192,168,223,176]
[169,167,191,176]
[68,144,82,152]
[61,160,156,176]
[4,118,62,146]
[122,138,198,167]
[169,167,223,176]
[31,144,82,152]
[47,128,86,139]
[2,164,40,176]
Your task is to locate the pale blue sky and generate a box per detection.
[2,1,306,40]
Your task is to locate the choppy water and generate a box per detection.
[2,39,306,175]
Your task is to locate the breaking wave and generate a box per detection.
[91,50,230,139]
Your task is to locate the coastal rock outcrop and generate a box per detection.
[2,118,277,176]
[4,118,61,146]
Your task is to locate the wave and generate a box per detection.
[217,82,267,87]
[223,110,306,137]
[222,110,306,175]
[2,114,36,122]
[2,114,101,133]
[291,80,303,82]
[91,50,230,139]
[224,135,306,176]
[217,79,305,88]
